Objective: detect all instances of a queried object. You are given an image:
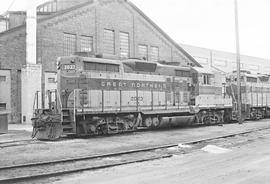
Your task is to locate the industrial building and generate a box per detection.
[0,0,199,124]
[180,44,270,74]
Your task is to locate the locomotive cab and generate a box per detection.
[191,67,231,107]
[190,67,232,124]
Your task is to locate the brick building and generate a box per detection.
[0,0,200,123]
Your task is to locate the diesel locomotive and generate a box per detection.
[31,55,270,140]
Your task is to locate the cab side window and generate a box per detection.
[202,74,211,85]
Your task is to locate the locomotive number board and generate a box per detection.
[62,64,76,71]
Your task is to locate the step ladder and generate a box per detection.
[61,109,75,135]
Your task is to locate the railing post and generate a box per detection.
[102,90,104,112]
[178,93,180,110]
[165,91,167,110]
[74,89,76,122]
[151,90,153,111]
[54,90,58,113]
[136,90,138,111]
[36,91,39,109]
[120,90,122,112]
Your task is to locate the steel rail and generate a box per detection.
[0,139,33,145]
[0,139,39,149]
[0,125,270,183]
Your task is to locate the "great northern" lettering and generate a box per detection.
[98,79,169,91]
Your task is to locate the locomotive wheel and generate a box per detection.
[127,119,136,129]
[100,124,109,135]
[88,124,97,134]
[202,116,211,125]
[97,119,108,135]
[143,117,153,128]
[152,117,160,128]
[115,117,128,132]
[122,121,129,131]
[211,115,219,124]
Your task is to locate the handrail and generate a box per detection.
[32,91,40,113]
[32,91,37,113]
[73,89,77,122]
[56,89,62,110]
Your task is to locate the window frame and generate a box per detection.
[80,35,94,53]
[103,29,115,55]
[202,74,211,85]
[149,46,159,61]
[138,44,148,60]
[63,33,76,56]
[119,31,130,58]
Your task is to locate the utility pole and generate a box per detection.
[234,0,242,124]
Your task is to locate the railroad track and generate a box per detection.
[0,128,157,149]
[0,139,38,148]
[0,126,270,184]
[0,136,83,148]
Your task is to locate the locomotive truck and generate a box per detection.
[31,55,269,140]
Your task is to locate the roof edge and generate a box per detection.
[126,0,201,67]
[0,0,94,37]
[0,0,202,67]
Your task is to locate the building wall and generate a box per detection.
[181,44,270,74]
[38,0,191,73]
[0,29,25,123]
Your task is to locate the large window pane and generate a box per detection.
[149,46,159,61]
[119,32,129,58]
[138,44,148,60]
[103,29,115,55]
[63,33,76,56]
[80,35,93,52]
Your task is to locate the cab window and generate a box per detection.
[202,74,211,85]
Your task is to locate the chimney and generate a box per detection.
[26,0,37,64]
[21,1,41,124]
